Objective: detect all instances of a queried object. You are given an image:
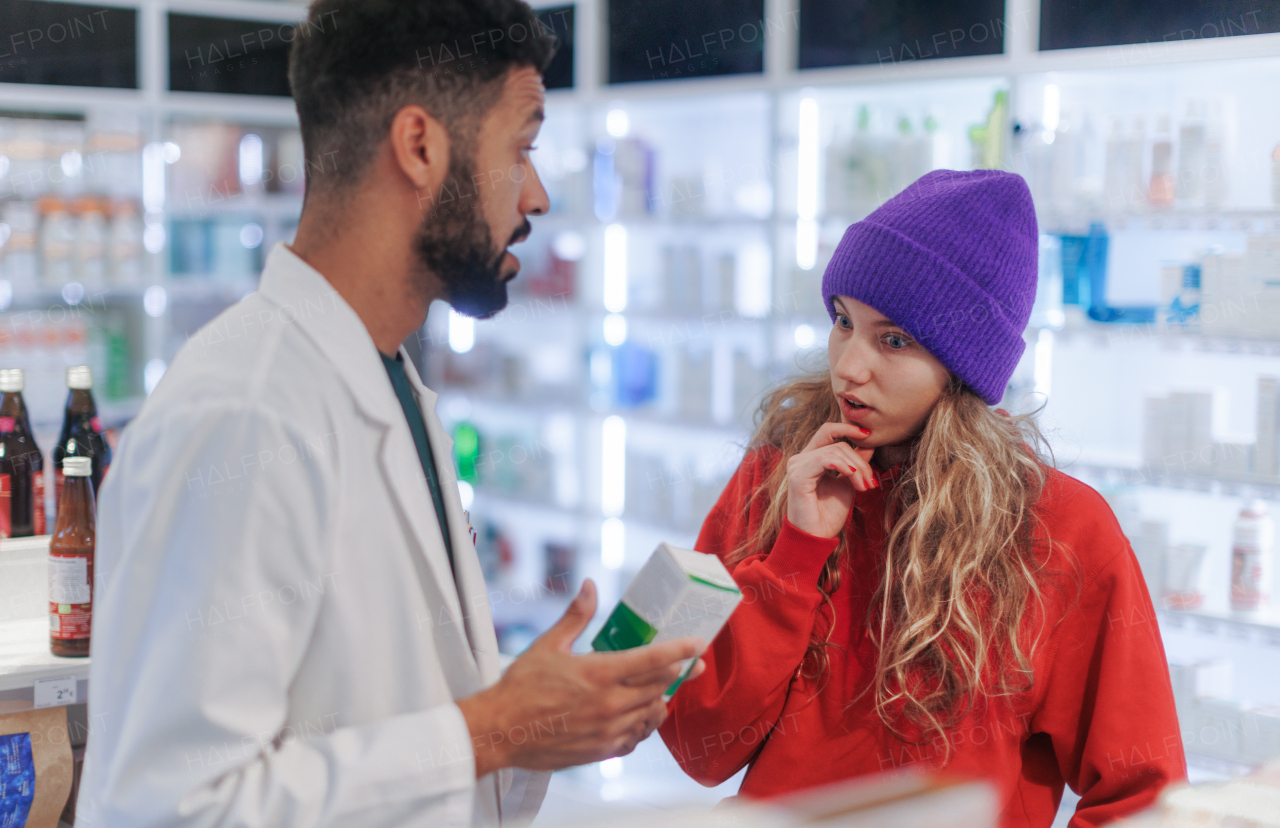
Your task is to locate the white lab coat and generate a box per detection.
[75,243,550,827]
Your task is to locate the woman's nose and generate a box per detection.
[831,335,874,384]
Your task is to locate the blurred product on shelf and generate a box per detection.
[49,455,96,658]
[1030,234,1066,328]
[168,215,265,278]
[0,200,39,285]
[472,517,514,584]
[451,420,554,503]
[544,541,576,594]
[0,114,149,290]
[0,314,108,426]
[625,449,733,532]
[1143,377,1280,481]
[0,707,76,828]
[1159,263,1201,331]
[1259,378,1279,478]
[968,89,1008,171]
[594,136,655,220]
[1059,222,1107,308]
[166,122,306,204]
[0,368,45,538]
[1273,143,1280,206]
[1149,116,1176,208]
[662,244,701,311]
[824,107,939,219]
[1164,543,1209,611]
[1201,236,1280,338]
[1022,98,1232,217]
[53,366,111,517]
[1231,500,1274,614]
[452,421,481,483]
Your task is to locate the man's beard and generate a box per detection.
[413,151,528,320]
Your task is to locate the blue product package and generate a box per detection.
[0,733,35,828]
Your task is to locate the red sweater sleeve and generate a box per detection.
[1030,485,1187,827]
[659,449,836,786]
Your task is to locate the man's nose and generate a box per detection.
[522,163,550,217]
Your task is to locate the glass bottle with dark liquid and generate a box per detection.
[54,365,111,519]
[0,369,46,537]
[50,456,95,657]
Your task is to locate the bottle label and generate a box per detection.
[0,417,13,434]
[48,554,91,640]
[49,555,90,603]
[1231,544,1270,610]
[0,473,9,539]
[33,470,45,536]
[90,417,102,433]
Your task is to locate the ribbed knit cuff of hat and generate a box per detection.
[822,221,1027,406]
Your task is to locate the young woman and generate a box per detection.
[659,170,1185,827]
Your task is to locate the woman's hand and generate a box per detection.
[785,422,877,538]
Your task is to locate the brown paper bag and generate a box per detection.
[0,707,74,828]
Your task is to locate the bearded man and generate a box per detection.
[75,2,701,825]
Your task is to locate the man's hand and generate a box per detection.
[457,579,704,777]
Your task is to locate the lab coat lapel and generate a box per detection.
[400,350,504,687]
[254,245,472,663]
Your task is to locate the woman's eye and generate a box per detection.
[885,333,910,349]
[836,315,852,329]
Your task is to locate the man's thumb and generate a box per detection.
[533,579,597,652]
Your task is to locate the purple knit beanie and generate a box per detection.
[821,169,1038,406]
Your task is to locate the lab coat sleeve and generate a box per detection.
[492,657,551,826]
[77,402,479,828]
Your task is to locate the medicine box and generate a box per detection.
[592,542,741,696]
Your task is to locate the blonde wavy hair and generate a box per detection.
[729,371,1074,762]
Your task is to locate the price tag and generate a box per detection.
[33,677,77,708]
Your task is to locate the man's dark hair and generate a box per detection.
[289,0,556,197]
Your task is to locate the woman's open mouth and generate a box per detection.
[839,394,874,427]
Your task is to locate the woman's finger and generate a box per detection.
[802,421,871,453]
[792,444,871,492]
[818,443,879,491]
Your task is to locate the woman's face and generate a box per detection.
[828,295,951,450]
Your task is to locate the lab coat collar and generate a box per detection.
[256,243,483,684]
[257,243,401,430]
[400,356,504,688]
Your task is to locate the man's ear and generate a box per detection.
[387,104,451,205]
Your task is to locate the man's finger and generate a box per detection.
[590,636,704,682]
[528,579,597,653]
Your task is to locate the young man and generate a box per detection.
[75,1,701,825]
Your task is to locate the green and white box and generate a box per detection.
[592,542,742,696]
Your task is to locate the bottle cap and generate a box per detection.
[67,366,93,390]
[62,456,92,477]
[0,369,23,392]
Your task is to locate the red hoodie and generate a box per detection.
[659,445,1186,828]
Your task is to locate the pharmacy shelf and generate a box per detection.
[0,619,90,698]
[2,276,255,307]
[1040,324,1280,355]
[470,487,710,541]
[0,536,89,713]
[439,389,758,436]
[1160,607,1280,647]
[1065,460,1280,503]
